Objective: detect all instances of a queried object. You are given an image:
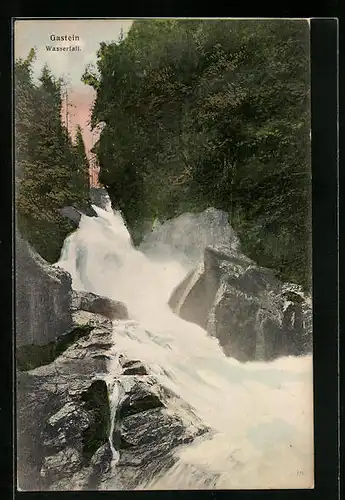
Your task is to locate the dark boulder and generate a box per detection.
[58,205,99,226]
[15,234,73,347]
[117,386,165,420]
[72,290,128,320]
[169,244,312,361]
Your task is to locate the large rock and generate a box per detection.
[16,311,114,491]
[101,376,209,490]
[17,311,209,491]
[169,244,312,361]
[15,234,73,346]
[71,291,128,320]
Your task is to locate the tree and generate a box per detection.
[15,51,91,262]
[83,19,311,289]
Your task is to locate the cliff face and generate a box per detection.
[15,234,73,347]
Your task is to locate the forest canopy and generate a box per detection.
[83,19,311,289]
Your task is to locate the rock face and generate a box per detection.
[169,245,312,361]
[15,234,73,347]
[16,311,114,491]
[17,311,209,491]
[102,376,208,490]
[72,290,129,320]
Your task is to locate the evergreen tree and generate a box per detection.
[15,52,91,262]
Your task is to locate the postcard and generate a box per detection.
[14,18,314,491]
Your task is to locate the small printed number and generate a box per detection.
[297,470,304,476]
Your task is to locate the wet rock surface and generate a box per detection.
[101,377,209,490]
[169,244,312,361]
[58,206,83,226]
[16,323,94,371]
[72,290,128,320]
[17,310,209,491]
[16,312,114,491]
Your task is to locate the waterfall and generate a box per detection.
[104,351,122,466]
[56,204,314,490]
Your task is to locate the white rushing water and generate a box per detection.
[56,203,314,490]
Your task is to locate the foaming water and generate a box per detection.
[56,205,314,490]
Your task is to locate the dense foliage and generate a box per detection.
[83,19,311,289]
[15,50,90,262]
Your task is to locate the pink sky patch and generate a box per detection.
[61,86,97,155]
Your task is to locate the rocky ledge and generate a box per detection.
[71,290,129,320]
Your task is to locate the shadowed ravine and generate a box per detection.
[56,204,314,490]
